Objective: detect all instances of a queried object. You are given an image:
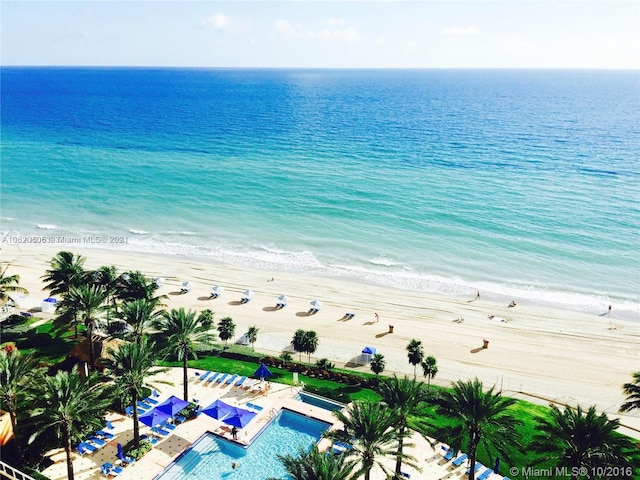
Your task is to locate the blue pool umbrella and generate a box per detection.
[155,395,190,417]
[494,457,500,473]
[201,399,234,420]
[222,406,256,428]
[139,409,171,428]
[253,363,272,381]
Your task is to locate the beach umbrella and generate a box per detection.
[155,395,189,417]
[310,300,322,309]
[139,408,171,428]
[212,285,224,295]
[182,281,192,289]
[41,297,57,313]
[242,290,254,298]
[361,346,376,363]
[201,399,234,421]
[493,457,500,474]
[277,294,288,303]
[222,406,256,429]
[153,277,165,287]
[253,363,272,381]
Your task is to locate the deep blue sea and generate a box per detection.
[1,68,638,317]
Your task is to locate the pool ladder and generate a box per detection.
[269,407,277,418]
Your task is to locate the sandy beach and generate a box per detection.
[2,243,639,432]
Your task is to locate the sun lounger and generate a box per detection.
[225,374,239,385]
[143,396,158,405]
[452,453,468,466]
[161,421,176,431]
[242,379,259,390]
[100,462,123,477]
[235,376,247,388]
[105,421,115,430]
[246,402,263,411]
[344,312,355,320]
[140,434,159,446]
[96,429,115,440]
[199,371,211,381]
[88,435,107,448]
[466,463,484,476]
[152,426,171,437]
[442,448,456,461]
[476,468,494,480]
[174,414,187,424]
[216,373,229,384]
[77,442,98,455]
[207,372,220,384]
[136,401,150,412]
[401,472,411,479]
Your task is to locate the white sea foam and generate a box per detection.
[369,255,400,267]
[128,228,150,235]
[165,231,197,236]
[36,224,57,230]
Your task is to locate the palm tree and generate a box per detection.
[0,350,40,461]
[217,316,235,349]
[54,284,108,356]
[275,444,357,480]
[103,337,171,448]
[328,401,402,480]
[406,339,424,380]
[530,404,636,478]
[155,308,216,401]
[116,270,163,302]
[304,330,319,365]
[370,353,386,376]
[29,367,112,480]
[247,325,259,351]
[620,371,640,413]
[0,264,28,304]
[197,309,214,330]
[378,375,426,478]
[41,251,86,296]
[292,329,307,362]
[421,355,438,390]
[437,378,522,480]
[117,297,162,344]
[89,265,118,321]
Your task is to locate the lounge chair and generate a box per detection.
[225,374,239,385]
[344,312,355,320]
[174,414,187,424]
[401,472,411,479]
[117,450,136,465]
[207,372,220,384]
[452,453,468,466]
[140,434,158,446]
[466,463,484,476]
[88,435,107,448]
[152,425,171,437]
[199,371,212,382]
[96,429,115,440]
[77,442,98,455]
[216,373,229,384]
[235,376,247,388]
[308,308,319,315]
[442,448,456,461]
[275,301,287,309]
[242,379,258,390]
[161,421,177,431]
[100,462,123,477]
[136,401,150,412]
[125,406,134,417]
[105,421,115,430]
[476,468,493,480]
[143,396,158,405]
[246,402,263,411]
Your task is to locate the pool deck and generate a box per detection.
[40,367,480,480]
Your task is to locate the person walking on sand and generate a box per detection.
[608,304,612,315]
[374,312,379,322]
[476,291,480,300]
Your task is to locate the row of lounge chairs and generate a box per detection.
[196,371,261,391]
[124,395,159,416]
[77,422,117,456]
[440,445,501,480]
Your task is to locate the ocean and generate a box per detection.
[1,67,638,318]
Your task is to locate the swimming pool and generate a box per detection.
[295,392,346,412]
[154,409,331,480]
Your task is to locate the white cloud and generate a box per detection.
[275,19,364,43]
[327,18,346,27]
[441,26,480,36]
[205,13,250,34]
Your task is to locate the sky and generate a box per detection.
[2,1,639,69]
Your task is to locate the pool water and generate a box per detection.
[155,409,331,480]
[295,392,346,412]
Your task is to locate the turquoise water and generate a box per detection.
[154,409,330,480]
[1,68,638,318]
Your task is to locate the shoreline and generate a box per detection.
[2,243,639,427]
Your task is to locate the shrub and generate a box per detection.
[316,358,335,370]
[123,439,153,460]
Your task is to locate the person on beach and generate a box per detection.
[476,291,480,300]
[374,312,379,322]
[231,426,238,440]
[608,304,612,315]
[509,301,516,307]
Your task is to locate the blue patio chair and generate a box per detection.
[235,376,247,388]
[152,425,171,437]
[136,401,150,412]
[117,450,135,465]
[88,435,107,448]
[207,372,220,384]
[140,434,158,446]
[401,472,411,479]
[199,371,211,381]
[78,442,98,455]
[100,462,123,477]
[161,421,177,431]
[477,468,494,480]
[125,406,134,417]
[105,421,115,430]
[143,396,158,405]
[452,453,468,466]
[225,374,239,385]
[216,373,229,384]
[443,448,456,461]
[466,463,484,476]
[96,429,115,440]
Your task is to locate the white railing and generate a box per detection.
[0,461,38,480]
